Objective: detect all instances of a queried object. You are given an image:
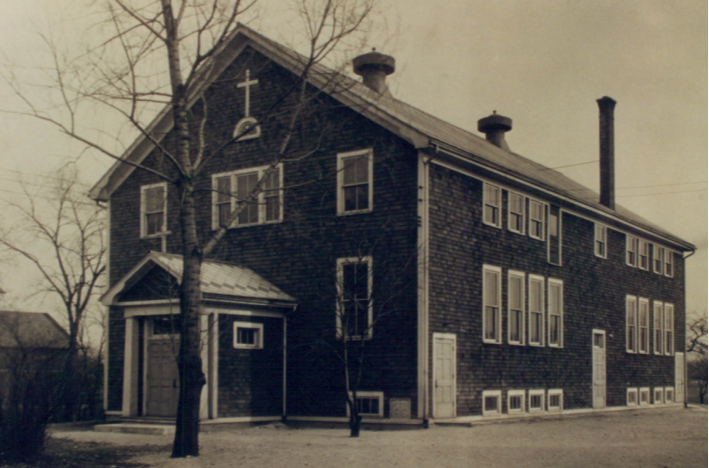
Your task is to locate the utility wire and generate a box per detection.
[616,188,707,199]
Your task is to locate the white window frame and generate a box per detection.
[626,235,637,267]
[547,389,563,412]
[665,387,675,404]
[211,164,284,229]
[547,278,563,348]
[482,390,502,416]
[508,270,525,346]
[528,199,545,241]
[653,301,664,355]
[507,389,525,414]
[483,183,501,228]
[337,148,373,216]
[508,191,525,234]
[528,275,545,347]
[626,295,638,353]
[346,391,384,417]
[140,182,168,238]
[638,298,650,354]
[653,387,664,405]
[482,265,502,344]
[627,388,638,406]
[653,244,664,274]
[594,224,607,259]
[638,239,649,271]
[233,321,264,349]
[664,303,674,355]
[528,389,545,413]
[639,387,650,406]
[336,256,374,341]
[664,250,674,278]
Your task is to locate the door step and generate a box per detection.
[93,423,175,436]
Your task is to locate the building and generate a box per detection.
[90,25,694,425]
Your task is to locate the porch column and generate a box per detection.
[122,317,140,417]
[199,313,210,420]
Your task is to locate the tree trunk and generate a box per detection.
[349,413,362,437]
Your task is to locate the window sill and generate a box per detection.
[482,339,502,345]
[529,235,545,242]
[508,228,525,236]
[508,341,525,346]
[483,221,501,229]
[528,343,544,348]
[141,231,171,240]
[337,208,373,217]
[212,219,283,230]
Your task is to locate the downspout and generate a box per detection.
[682,249,696,408]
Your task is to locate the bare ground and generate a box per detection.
[25,406,709,468]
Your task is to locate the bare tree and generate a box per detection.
[686,313,707,356]
[2,0,377,456]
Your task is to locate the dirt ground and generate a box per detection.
[38,405,708,468]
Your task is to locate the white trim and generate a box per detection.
[547,388,563,412]
[482,265,502,344]
[336,256,373,340]
[417,151,430,420]
[528,198,545,241]
[233,116,261,141]
[346,391,384,418]
[482,390,502,416]
[203,307,285,319]
[638,298,650,354]
[432,332,457,419]
[122,318,139,417]
[123,304,181,318]
[639,387,651,406]
[594,223,607,259]
[211,163,284,230]
[528,274,545,347]
[210,313,219,419]
[200,314,209,420]
[336,148,374,216]
[528,389,545,413]
[638,239,650,271]
[507,270,525,346]
[664,303,674,355]
[626,295,638,353]
[626,235,637,267]
[201,416,281,425]
[287,415,422,425]
[547,278,563,348]
[140,182,168,239]
[653,387,664,405]
[507,389,525,414]
[664,386,675,404]
[482,183,501,228]
[507,191,525,234]
[653,301,664,355]
[627,388,638,406]
[233,321,264,349]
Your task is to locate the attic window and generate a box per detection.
[141,183,168,238]
[233,116,261,141]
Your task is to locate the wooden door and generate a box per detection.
[433,334,456,419]
[592,330,606,409]
[146,339,179,417]
[674,353,685,404]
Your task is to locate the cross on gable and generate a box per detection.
[237,69,258,117]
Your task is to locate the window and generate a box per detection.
[483,265,502,344]
[508,271,525,345]
[594,224,607,258]
[528,389,545,412]
[638,298,649,354]
[664,303,674,355]
[508,192,525,234]
[212,165,283,229]
[347,391,383,417]
[627,388,638,406]
[653,387,664,405]
[626,235,637,267]
[665,387,674,404]
[336,257,373,340]
[664,250,674,277]
[639,387,650,405]
[483,183,501,227]
[626,296,637,353]
[653,301,664,355]
[653,245,664,274]
[507,390,525,414]
[548,279,563,347]
[233,322,264,349]
[140,183,167,237]
[528,275,545,346]
[529,199,545,240]
[482,390,502,416]
[548,389,563,411]
[337,149,373,215]
[638,240,649,270]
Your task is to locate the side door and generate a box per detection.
[433,333,456,419]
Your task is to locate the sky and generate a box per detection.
[0,0,706,317]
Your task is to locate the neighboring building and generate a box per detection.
[90,25,694,425]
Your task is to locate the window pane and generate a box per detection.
[484,271,498,307]
[216,177,231,203]
[510,310,521,342]
[355,156,369,184]
[509,276,522,310]
[343,157,357,185]
[485,185,499,206]
[356,185,369,210]
[484,396,498,412]
[549,284,560,315]
[530,280,542,312]
[146,212,163,235]
[484,306,497,340]
[145,187,164,213]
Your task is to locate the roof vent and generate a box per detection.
[353,49,395,96]
[478,111,512,151]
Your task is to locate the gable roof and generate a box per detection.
[0,311,70,349]
[88,24,694,252]
[101,251,296,307]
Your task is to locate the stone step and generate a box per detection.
[93,423,175,436]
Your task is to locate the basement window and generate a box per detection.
[665,387,674,403]
[627,388,638,406]
[653,387,664,405]
[347,391,384,417]
[547,389,563,412]
[528,389,545,412]
[233,322,264,349]
[507,390,525,414]
[639,387,650,406]
[482,390,502,416]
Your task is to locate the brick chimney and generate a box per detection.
[478,112,513,151]
[353,49,395,96]
[597,96,616,210]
